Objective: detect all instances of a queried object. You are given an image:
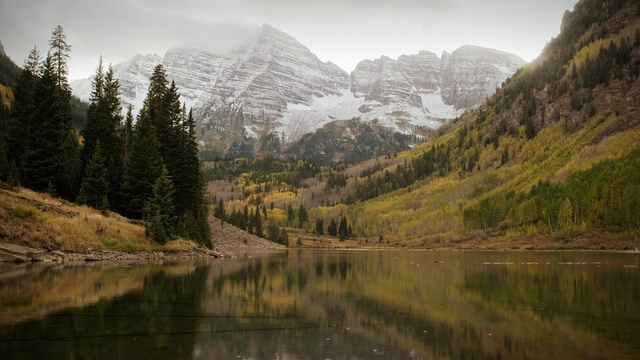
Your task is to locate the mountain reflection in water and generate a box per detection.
[0,250,639,359]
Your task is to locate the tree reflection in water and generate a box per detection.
[1,251,639,359]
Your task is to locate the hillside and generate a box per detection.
[208,0,640,250]
[332,0,640,248]
[0,184,280,261]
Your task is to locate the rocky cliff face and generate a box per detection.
[70,25,526,158]
[440,45,527,109]
[192,24,350,142]
[350,46,526,120]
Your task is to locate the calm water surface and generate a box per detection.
[0,250,639,359]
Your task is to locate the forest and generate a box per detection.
[0,26,211,247]
[205,0,640,249]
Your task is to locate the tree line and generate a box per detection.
[463,150,640,236]
[0,26,211,247]
[213,198,292,246]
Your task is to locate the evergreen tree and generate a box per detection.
[121,110,164,218]
[338,216,348,241]
[144,166,176,245]
[214,198,226,221]
[297,204,308,228]
[22,53,79,199]
[82,59,124,210]
[173,109,202,232]
[6,47,40,174]
[287,203,295,225]
[328,219,338,237]
[49,25,71,91]
[254,208,264,238]
[122,105,134,161]
[77,141,109,212]
[315,218,324,235]
[136,66,211,246]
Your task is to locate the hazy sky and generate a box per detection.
[0,0,579,81]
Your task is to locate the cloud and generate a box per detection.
[0,0,578,80]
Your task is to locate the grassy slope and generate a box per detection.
[312,0,640,249]
[0,185,201,252]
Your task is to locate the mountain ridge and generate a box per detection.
[70,24,526,160]
[203,0,640,250]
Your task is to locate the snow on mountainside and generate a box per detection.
[349,46,526,122]
[193,24,350,138]
[440,45,527,109]
[70,24,526,155]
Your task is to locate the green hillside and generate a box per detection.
[335,0,640,248]
[209,0,640,249]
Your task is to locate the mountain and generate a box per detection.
[349,46,526,123]
[205,0,640,249]
[285,120,417,164]
[71,24,525,159]
[314,0,640,247]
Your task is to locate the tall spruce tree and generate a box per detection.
[122,105,134,161]
[121,110,164,218]
[49,25,71,91]
[315,218,324,235]
[82,58,123,209]
[338,216,348,241]
[21,52,79,199]
[328,219,338,237]
[77,141,109,212]
[140,66,211,246]
[144,165,176,244]
[6,47,40,178]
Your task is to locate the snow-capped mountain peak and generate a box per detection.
[70,25,526,156]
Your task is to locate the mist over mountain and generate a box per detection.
[71,24,526,159]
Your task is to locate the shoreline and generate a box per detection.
[0,242,226,264]
[2,241,637,266]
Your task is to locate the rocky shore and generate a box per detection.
[0,242,225,263]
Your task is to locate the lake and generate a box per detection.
[1,250,639,359]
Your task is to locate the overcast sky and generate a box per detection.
[0,0,579,81]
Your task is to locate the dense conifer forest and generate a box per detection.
[0,26,211,247]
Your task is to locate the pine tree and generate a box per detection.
[138,66,211,245]
[22,53,79,199]
[214,198,226,221]
[49,25,71,91]
[121,110,164,218]
[81,57,105,169]
[144,166,176,245]
[338,216,348,241]
[287,203,295,225]
[328,219,338,237]
[254,208,264,238]
[82,59,124,210]
[6,47,40,174]
[122,105,134,161]
[77,141,109,212]
[297,204,308,228]
[315,218,324,235]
